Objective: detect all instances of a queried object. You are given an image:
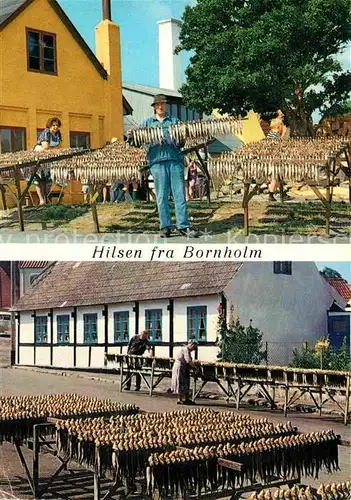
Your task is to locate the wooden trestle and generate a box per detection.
[107,354,351,425]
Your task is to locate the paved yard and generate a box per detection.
[0,366,350,499]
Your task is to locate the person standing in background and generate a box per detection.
[33,117,62,205]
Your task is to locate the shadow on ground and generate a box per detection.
[0,470,144,499]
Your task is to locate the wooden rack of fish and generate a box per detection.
[129,117,243,147]
[1,399,347,500]
[0,141,148,232]
[0,143,147,187]
[250,482,351,500]
[208,137,350,183]
[53,409,341,499]
[0,393,138,445]
[208,137,351,235]
[106,354,351,424]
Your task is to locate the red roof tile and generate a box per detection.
[325,278,351,301]
[18,262,49,269]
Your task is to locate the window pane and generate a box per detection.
[188,110,194,121]
[44,47,54,60]
[44,59,55,73]
[78,134,89,148]
[171,103,178,118]
[181,105,187,121]
[13,129,25,152]
[29,57,40,70]
[0,129,11,153]
[28,32,40,57]
[43,34,54,48]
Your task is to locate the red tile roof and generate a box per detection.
[18,262,49,269]
[325,278,351,301]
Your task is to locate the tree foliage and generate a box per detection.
[291,338,351,371]
[177,0,351,135]
[319,266,343,278]
[216,305,267,364]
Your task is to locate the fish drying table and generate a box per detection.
[209,140,351,236]
[4,418,306,500]
[0,148,91,231]
[0,143,148,233]
[107,354,351,424]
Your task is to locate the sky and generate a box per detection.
[59,0,195,87]
[58,0,350,119]
[315,262,351,282]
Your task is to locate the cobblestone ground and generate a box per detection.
[0,366,350,499]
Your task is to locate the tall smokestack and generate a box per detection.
[102,0,112,21]
[158,19,182,91]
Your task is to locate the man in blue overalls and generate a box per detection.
[141,94,199,238]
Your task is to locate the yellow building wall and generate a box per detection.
[212,109,265,144]
[0,0,123,150]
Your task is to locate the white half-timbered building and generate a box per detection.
[13,262,345,368]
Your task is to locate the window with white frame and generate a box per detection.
[145,309,162,341]
[83,313,98,344]
[57,315,70,343]
[187,306,207,341]
[114,311,129,342]
[35,316,48,343]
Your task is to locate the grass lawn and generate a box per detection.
[0,199,349,236]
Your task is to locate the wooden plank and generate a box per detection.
[217,457,243,471]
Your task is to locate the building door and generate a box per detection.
[328,315,350,350]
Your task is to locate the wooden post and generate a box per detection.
[119,358,124,392]
[345,375,350,426]
[325,159,332,236]
[279,175,284,203]
[94,458,101,500]
[242,182,251,236]
[33,425,40,499]
[13,168,25,232]
[236,380,241,410]
[0,184,7,210]
[149,358,155,396]
[90,187,100,233]
[284,385,289,417]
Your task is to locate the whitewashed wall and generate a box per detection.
[223,262,342,364]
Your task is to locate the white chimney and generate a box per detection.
[158,19,182,91]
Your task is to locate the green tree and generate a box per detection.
[217,306,267,364]
[319,266,343,279]
[177,0,351,136]
[291,337,351,371]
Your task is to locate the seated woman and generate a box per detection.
[171,340,198,405]
[33,117,62,205]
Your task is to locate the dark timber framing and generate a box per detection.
[168,299,174,358]
[72,308,77,367]
[49,309,53,366]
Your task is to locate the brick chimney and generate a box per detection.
[158,19,182,91]
[95,0,123,140]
